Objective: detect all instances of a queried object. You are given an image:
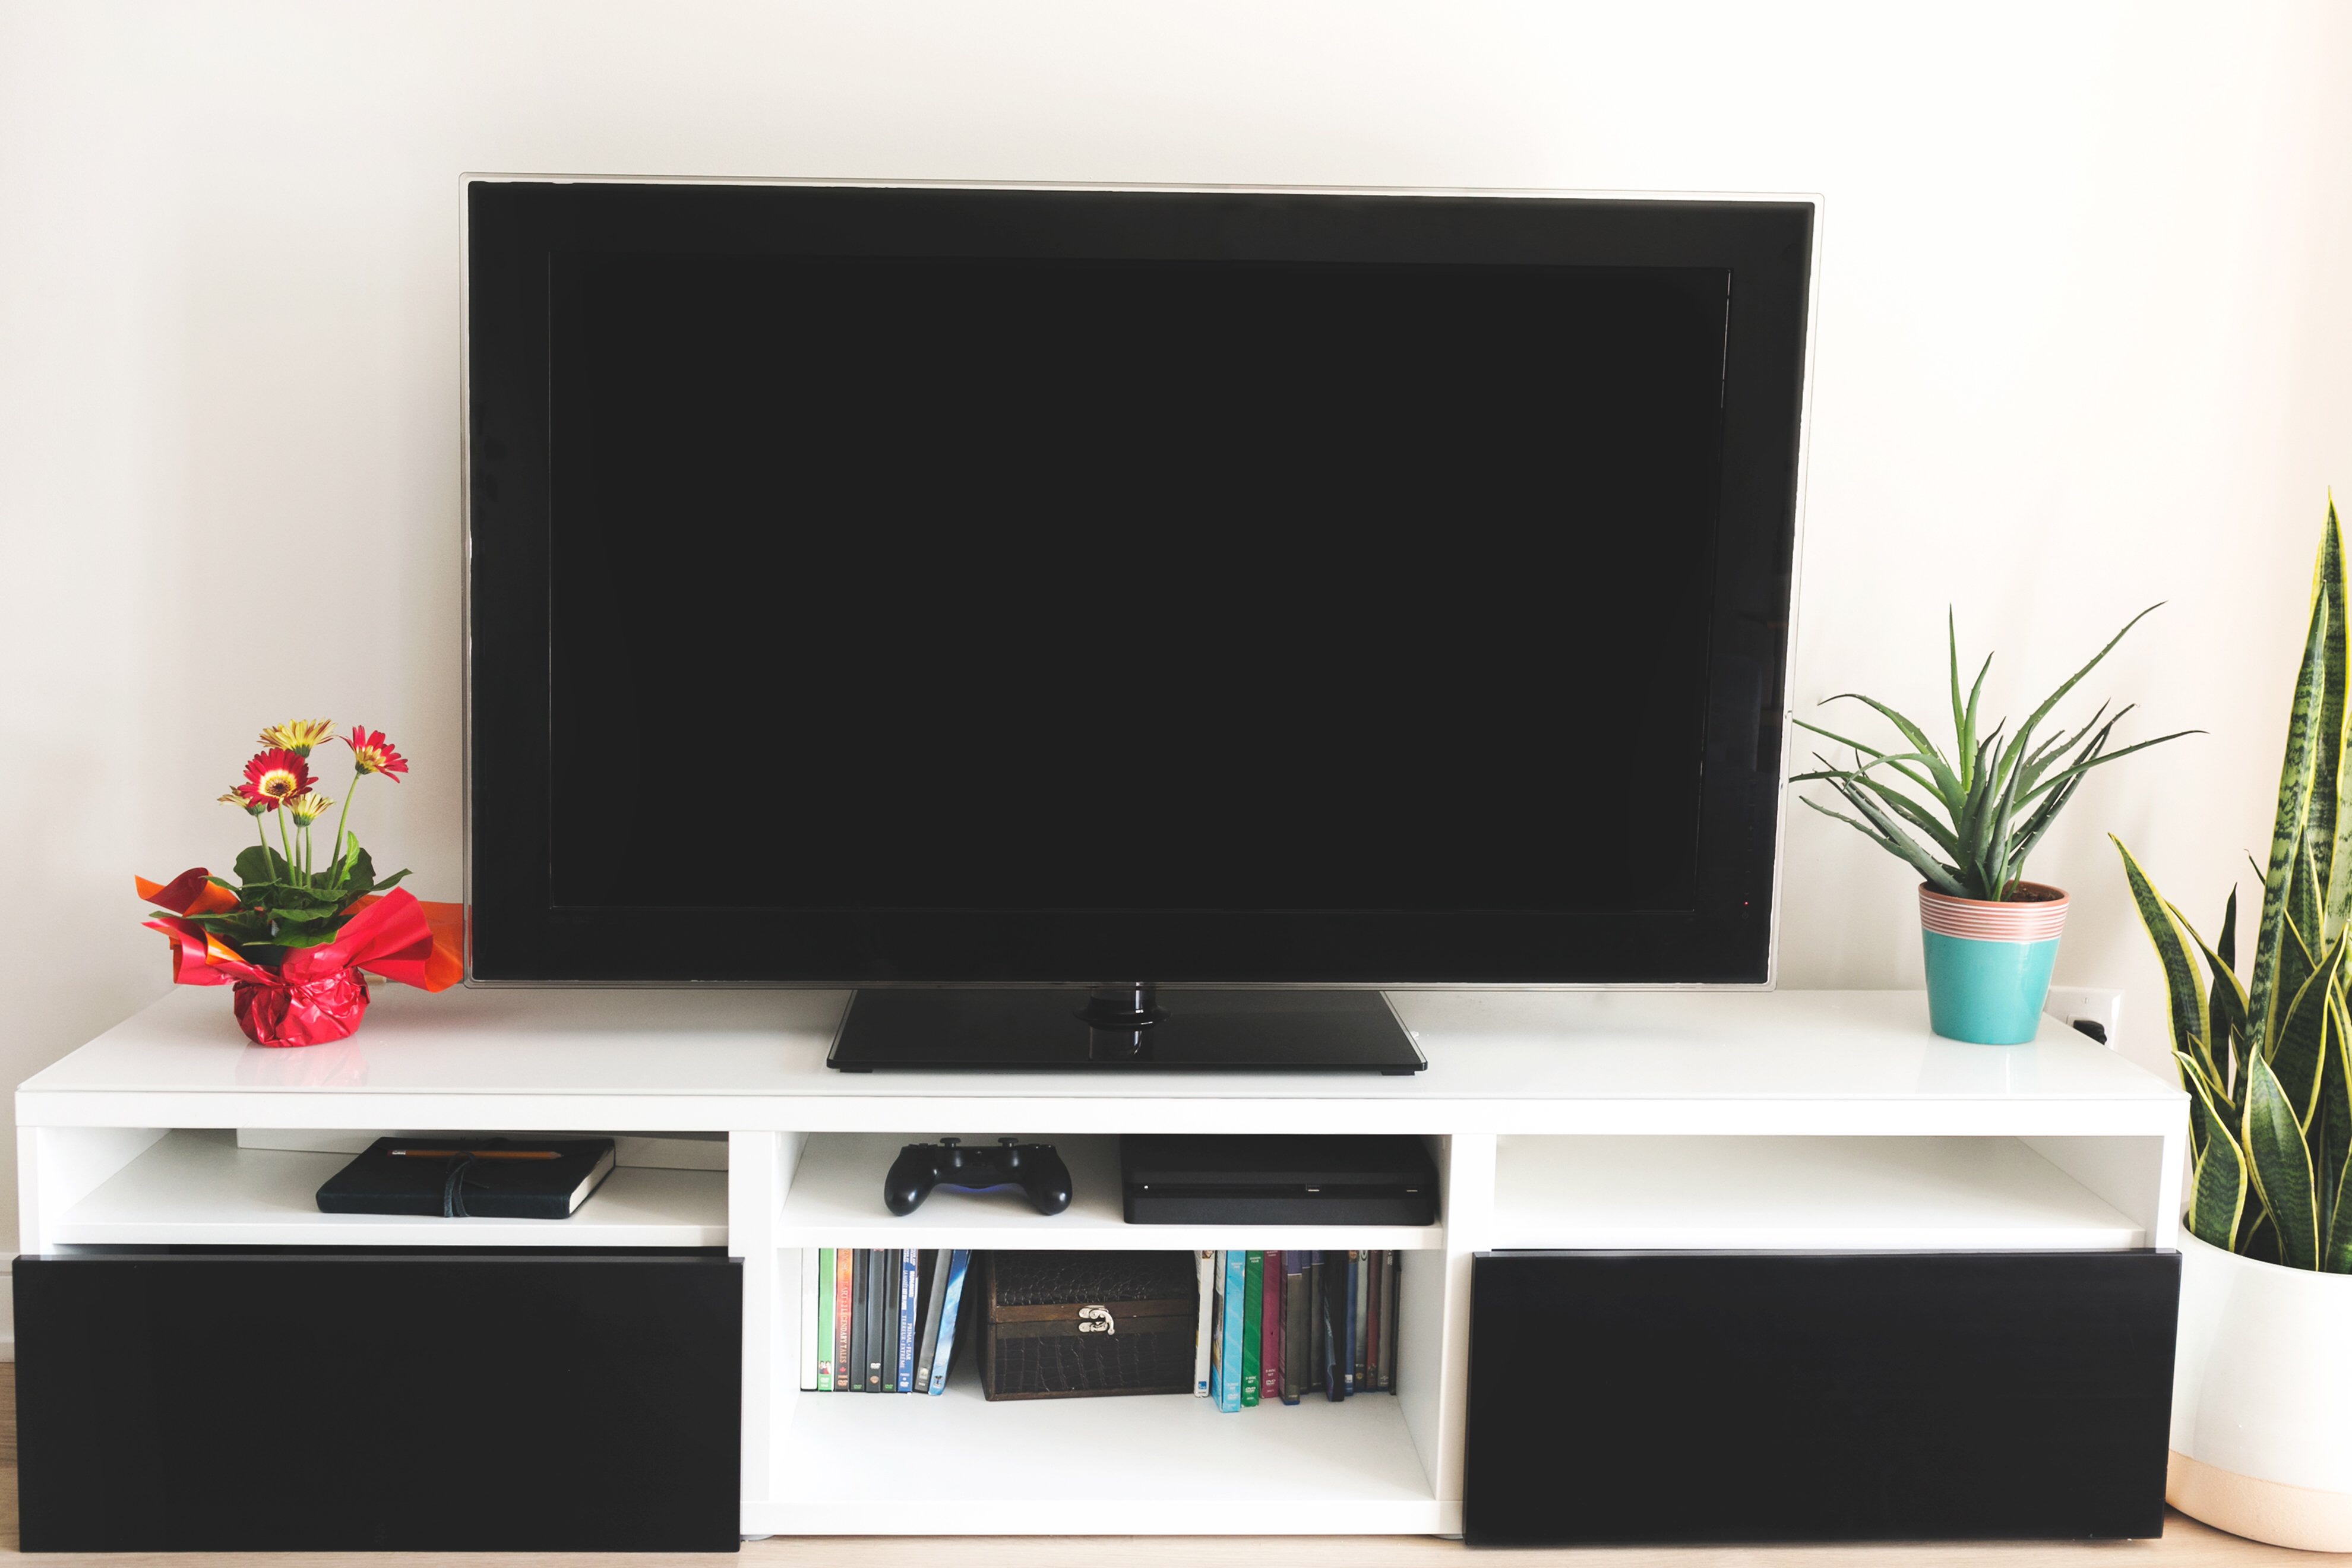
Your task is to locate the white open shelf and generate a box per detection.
[51,1128,729,1248]
[1491,1134,2146,1251]
[777,1131,1445,1253]
[755,1376,1440,1535]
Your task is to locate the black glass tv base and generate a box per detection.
[825,985,1427,1073]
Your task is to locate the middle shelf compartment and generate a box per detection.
[776,1133,1447,1253]
[765,1371,1440,1534]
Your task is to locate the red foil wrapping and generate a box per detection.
[138,872,463,1048]
[233,964,373,1049]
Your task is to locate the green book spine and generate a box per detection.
[1241,1250,1263,1406]
[816,1247,835,1390]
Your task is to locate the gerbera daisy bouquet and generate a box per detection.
[137,720,461,1047]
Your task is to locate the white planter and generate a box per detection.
[2169,1228,2352,1551]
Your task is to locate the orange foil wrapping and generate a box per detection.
[138,871,463,1048]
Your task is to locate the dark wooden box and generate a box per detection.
[979,1250,1197,1401]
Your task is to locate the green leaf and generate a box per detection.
[176,911,274,943]
[2312,501,2350,935]
[2272,910,2318,1102]
[2180,1058,2249,1251]
[1983,729,2032,895]
[2003,772,2082,883]
[2013,728,2201,808]
[2185,1048,2211,1162]
[2324,1153,2352,1273]
[2013,602,2164,749]
[1961,656,1990,789]
[1982,717,2038,852]
[1942,735,1993,893]
[1948,609,1967,785]
[1947,610,1992,792]
[254,881,340,911]
[1826,771,1963,861]
[2267,931,2343,1130]
[1798,792,1966,896]
[2240,1207,2283,1263]
[2314,501,2352,945]
[259,903,343,927]
[232,845,291,886]
[2318,990,2352,1269]
[2170,896,2244,1104]
[330,846,379,902]
[2249,591,2333,1054]
[2022,701,2112,782]
[1822,773,1965,889]
[2113,836,2211,1076]
[371,867,413,893]
[1790,723,1945,798]
[2291,840,2325,986]
[2244,1052,2321,1269]
[1814,694,1964,813]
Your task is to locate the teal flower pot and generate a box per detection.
[1918,881,2069,1045]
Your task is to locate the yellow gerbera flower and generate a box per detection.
[288,790,333,826]
[259,719,336,757]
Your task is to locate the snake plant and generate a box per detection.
[2115,498,2352,1271]
[1795,609,2191,902]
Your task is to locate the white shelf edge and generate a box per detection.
[774,1226,1444,1253]
[738,1500,1455,1535]
[1478,1225,2146,1252]
[50,1217,731,1248]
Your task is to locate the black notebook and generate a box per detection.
[315,1137,617,1219]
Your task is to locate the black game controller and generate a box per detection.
[885,1136,1073,1216]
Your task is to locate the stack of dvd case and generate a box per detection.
[797,1248,972,1394]
[1195,1249,1402,1409]
[797,1247,1397,1405]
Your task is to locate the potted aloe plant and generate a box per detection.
[1798,611,2189,1043]
[2113,498,2352,1552]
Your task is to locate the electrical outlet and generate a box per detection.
[2044,986,2123,1047]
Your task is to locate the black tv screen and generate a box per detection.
[466,182,1812,985]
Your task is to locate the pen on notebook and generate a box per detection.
[385,1148,563,1160]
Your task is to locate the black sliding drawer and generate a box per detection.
[1464,1249,2179,1547]
[15,1248,741,1553]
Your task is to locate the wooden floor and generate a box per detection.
[0,1366,2336,1565]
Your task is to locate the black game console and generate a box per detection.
[1120,1134,1438,1226]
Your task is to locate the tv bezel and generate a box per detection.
[463,176,1816,989]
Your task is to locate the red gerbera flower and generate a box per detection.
[241,748,313,810]
[343,726,409,780]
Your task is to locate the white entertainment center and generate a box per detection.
[16,982,2182,1541]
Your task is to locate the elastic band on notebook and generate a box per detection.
[441,1153,478,1218]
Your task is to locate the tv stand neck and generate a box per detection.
[1077,981,1168,1030]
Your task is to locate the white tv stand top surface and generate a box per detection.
[19,985,2179,1136]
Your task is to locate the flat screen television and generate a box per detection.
[464,179,1814,1070]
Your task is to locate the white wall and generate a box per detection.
[2,1,2348,1247]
